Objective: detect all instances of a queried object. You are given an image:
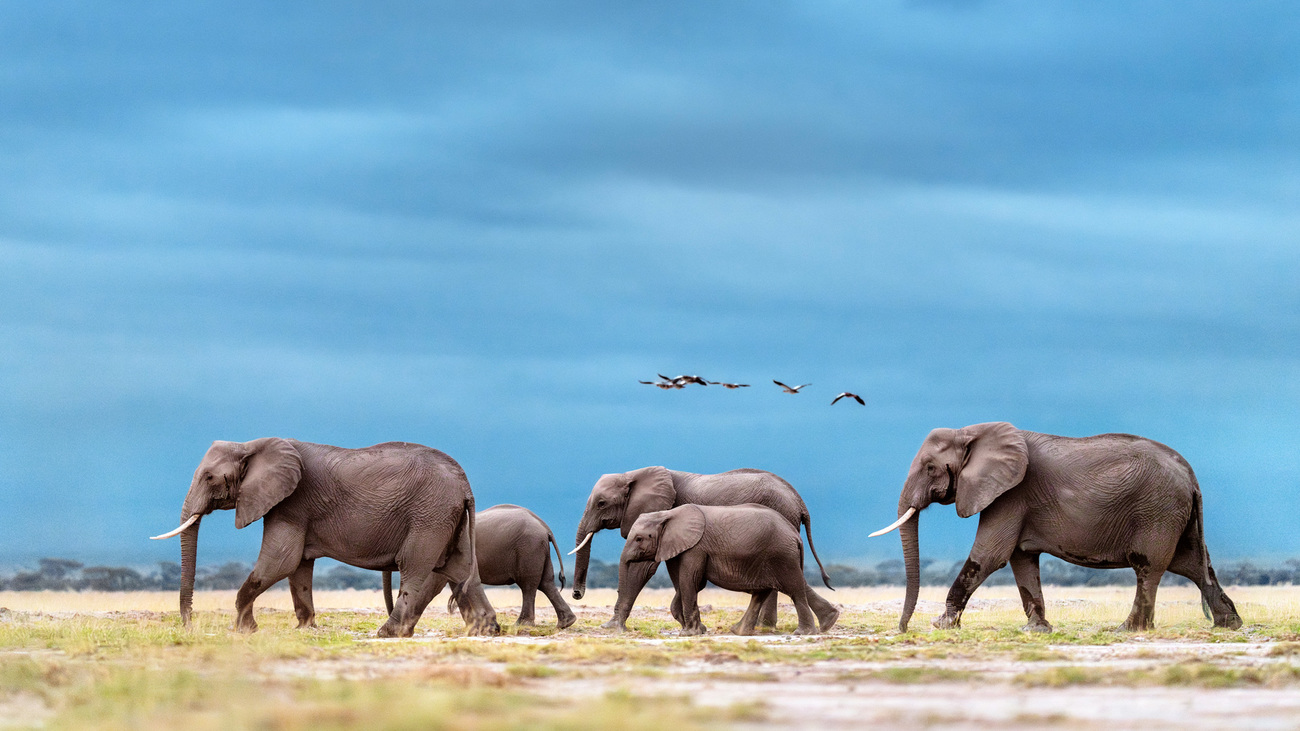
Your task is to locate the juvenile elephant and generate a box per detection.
[151,438,500,637]
[622,504,838,636]
[387,504,578,629]
[570,466,836,631]
[871,422,1242,632]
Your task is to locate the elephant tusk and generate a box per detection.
[150,514,199,540]
[869,508,917,538]
[568,532,593,556]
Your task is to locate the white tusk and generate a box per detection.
[567,532,593,556]
[150,514,199,540]
[868,508,917,538]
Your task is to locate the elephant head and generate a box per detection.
[570,466,675,599]
[150,438,303,626]
[620,505,706,565]
[871,422,1028,631]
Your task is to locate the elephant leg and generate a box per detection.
[673,556,708,636]
[538,555,577,630]
[235,522,305,633]
[1120,555,1168,632]
[1167,546,1243,629]
[288,558,317,629]
[434,517,501,636]
[786,580,818,636]
[380,569,441,638]
[805,587,840,632]
[1009,549,1051,633]
[935,529,1017,630]
[604,559,660,631]
[669,591,683,624]
[732,590,773,636]
[758,591,779,630]
[378,531,449,638]
[516,583,538,627]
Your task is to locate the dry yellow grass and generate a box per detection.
[1,584,1293,628]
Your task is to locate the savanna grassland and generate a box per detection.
[2,586,1300,729]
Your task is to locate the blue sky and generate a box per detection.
[1,2,1297,569]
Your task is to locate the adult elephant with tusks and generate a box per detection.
[570,466,836,632]
[151,438,500,637]
[871,422,1242,633]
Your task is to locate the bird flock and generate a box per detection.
[640,374,864,406]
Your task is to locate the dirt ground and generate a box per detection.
[3,585,1300,729]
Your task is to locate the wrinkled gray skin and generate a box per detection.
[171,438,500,637]
[622,504,839,636]
[571,466,835,632]
[387,505,577,629]
[889,422,1242,633]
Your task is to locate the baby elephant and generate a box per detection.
[622,503,839,636]
[395,504,577,629]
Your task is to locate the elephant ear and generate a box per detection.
[620,466,677,538]
[235,438,303,529]
[955,422,1028,518]
[654,505,706,562]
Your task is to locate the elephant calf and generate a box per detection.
[391,504,578,630]
[622,504,839,636]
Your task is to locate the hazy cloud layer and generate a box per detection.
[1,2,1297,567]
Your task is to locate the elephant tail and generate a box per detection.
[1187,489,1213,621]
[548,530,567,590]
[802,512,834,590]
[382,571,395,615]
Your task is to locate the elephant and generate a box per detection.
[386,504,578,629]
[150,438,500,637]
[621,504,838,636]
[570,466,836,632]
[870,422,1242,633]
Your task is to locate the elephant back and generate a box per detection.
[675,469,808,530]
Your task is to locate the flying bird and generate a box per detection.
[773,380,811,394]
[831,392,866,405]
[640,380,683,390]
[662,374,708,386]
[707,381,750,389]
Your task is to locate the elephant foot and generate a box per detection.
[931,613,961,630]
[295,616,318,629]
[817,606,841,633]
[556,612,577,630]
[792,625,818,636]
[679,624,707,637]
[1118,619,1153,633]
[467,616,502,636]
[515,617,536,627]
[376,620,413,638]
[1214,614,1243,630]
[729,622,756,636]
[1022,621,1052,634]
[600,618,628,632]
[234,617,258,634]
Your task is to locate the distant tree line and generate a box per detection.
[0,559,385,592]
[1,556,1296,591]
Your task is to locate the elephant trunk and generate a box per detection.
[899,507,920,632]
[572,518,597,600]
[179,516,201,628]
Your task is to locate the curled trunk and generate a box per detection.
[179,517,201,627]
[899,509,919,632]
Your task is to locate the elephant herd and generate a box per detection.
[152,422,1243,637]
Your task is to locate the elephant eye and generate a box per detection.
[597,499,606,507]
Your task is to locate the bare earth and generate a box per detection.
[3,585,1300,729]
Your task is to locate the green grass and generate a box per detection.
[0,593,1297,728]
